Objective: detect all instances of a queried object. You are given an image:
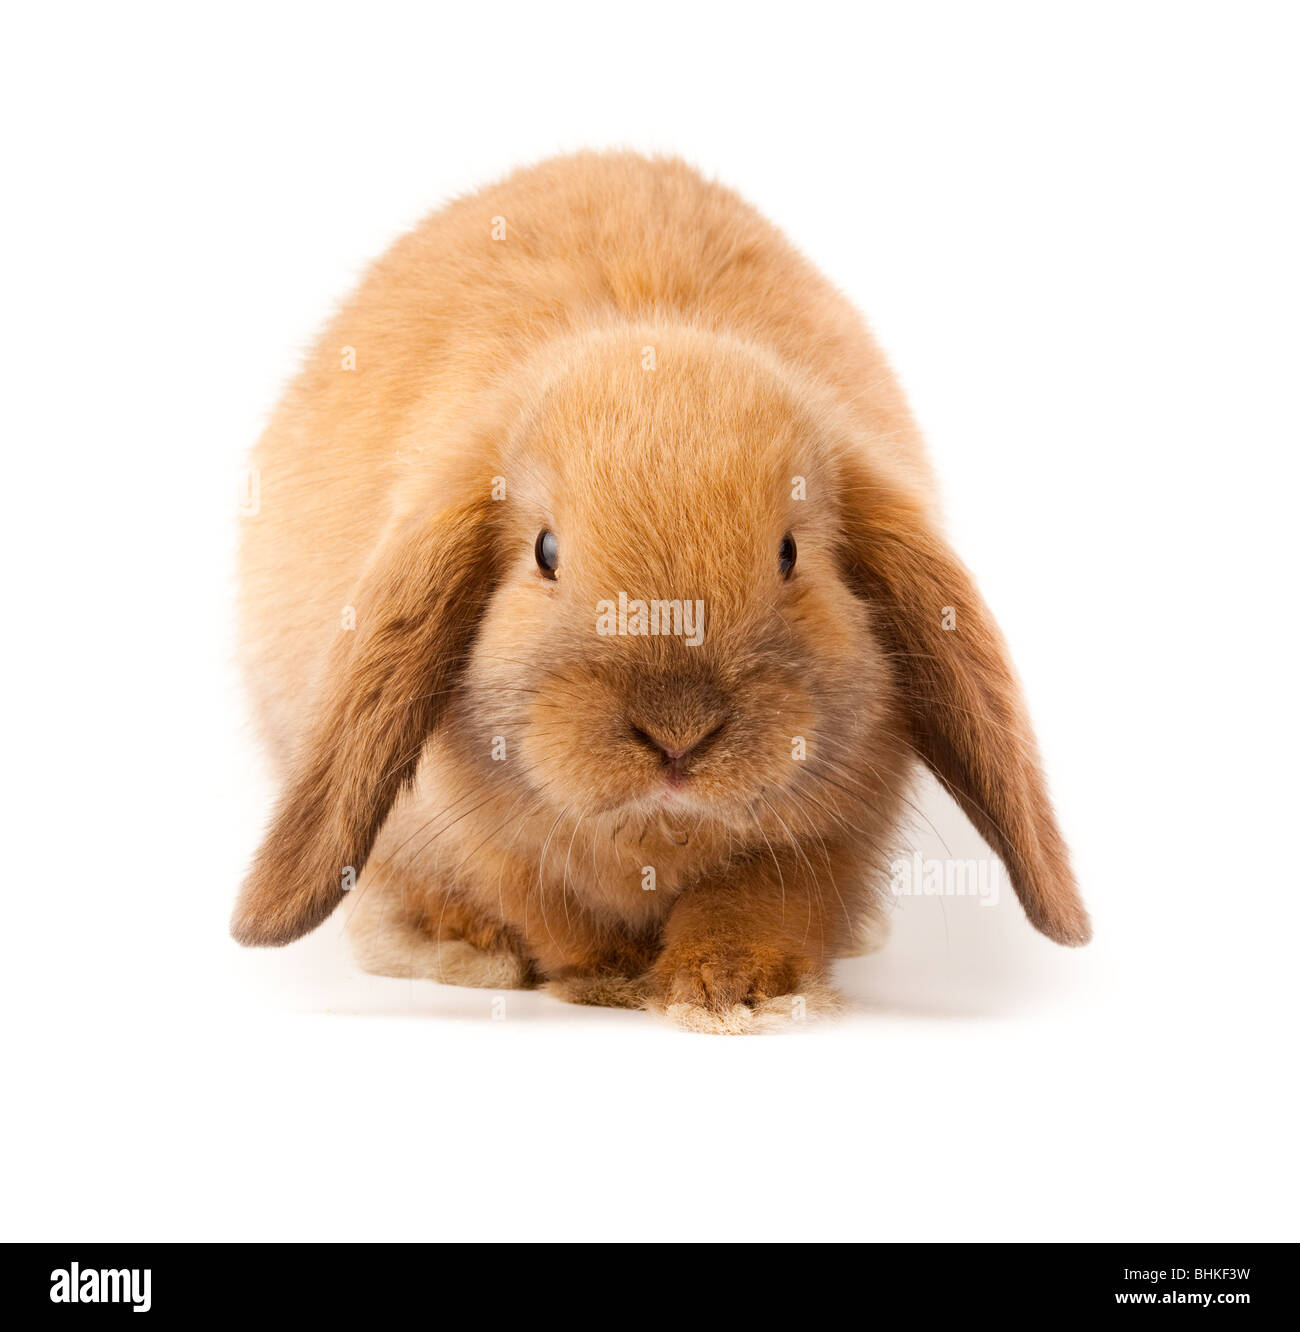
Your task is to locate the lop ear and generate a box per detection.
[231,496,499,947]
[839,467,1090,945]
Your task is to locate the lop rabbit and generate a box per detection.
[234,153,1088,1032]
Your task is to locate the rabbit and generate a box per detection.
[233,151,1089,1033]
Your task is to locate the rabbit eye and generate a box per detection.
[779,532,797,578]
[535,529,559,579]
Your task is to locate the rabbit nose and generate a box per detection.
[628,715,727,770]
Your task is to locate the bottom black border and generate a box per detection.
[4,1242,1285,1318]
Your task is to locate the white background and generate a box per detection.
[2,1,1296,1242]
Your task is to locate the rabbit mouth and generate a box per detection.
[655,783,703,812]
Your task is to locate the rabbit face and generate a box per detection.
[455,328,898,831]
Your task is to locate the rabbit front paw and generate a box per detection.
[650,940,839,1034]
